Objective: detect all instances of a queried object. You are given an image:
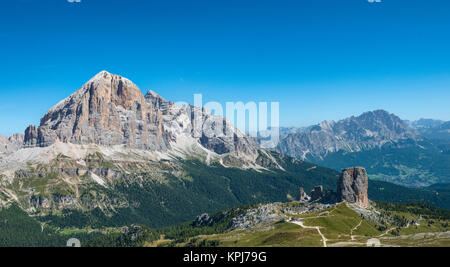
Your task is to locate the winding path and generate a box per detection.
[290,220,328,247]
[350,220,363,241]
[378,227,397,237]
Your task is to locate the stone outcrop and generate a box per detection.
[229,203,281,230]
[321,190,339,204]
[298,187,310,202]
[337,167,369,208]
[310,186,323,201]
[193,213,215,227]
[24,125,58,148]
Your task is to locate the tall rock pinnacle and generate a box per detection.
[337,167,369,208]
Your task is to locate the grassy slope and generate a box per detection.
[166,203,450,247]
[2,151,450,247]
[191,222,323,247]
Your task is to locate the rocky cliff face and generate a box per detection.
[0,134,24,155]
[276,110,418,160]
[337,167,369,208]
[24,71,170,150]
[310,186,324,201]
[298,187,310,202]
[22,71,259,158]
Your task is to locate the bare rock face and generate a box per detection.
[186,105,259,156]
[298,187,310,202]
[0,134,24,155]
[24,125,58,147]
[337,167,369,208]
[24,71,169,150]
[22,71,259,157]
[310,186,323,201]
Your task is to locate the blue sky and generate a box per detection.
[1,0,450,136]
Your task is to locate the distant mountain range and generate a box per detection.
[277,110,418,160]
[407,118,446,129]
[272,111,450,187]
[0,71,449,247]
[414,121,450,144]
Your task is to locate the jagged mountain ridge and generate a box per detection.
[273,112,450,186]
[22,71,259,158]
[277,110,419,161]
